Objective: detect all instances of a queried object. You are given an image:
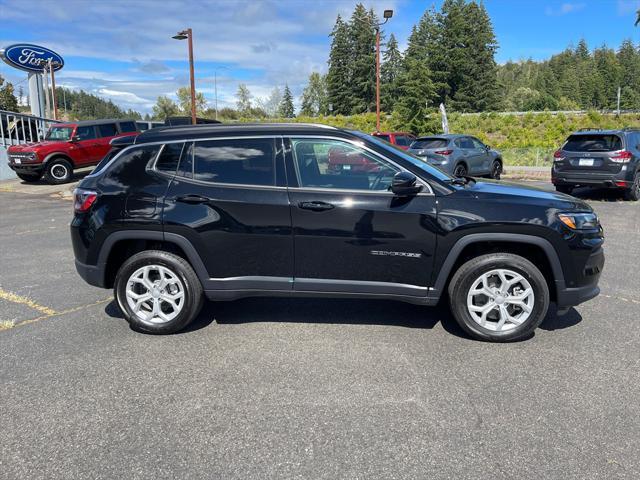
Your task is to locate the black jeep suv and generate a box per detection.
[552,128,640,200]
[71,123,604,342]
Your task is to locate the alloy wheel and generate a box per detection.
[466,268,535,332]
[125,265,185,325]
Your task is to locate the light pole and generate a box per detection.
[213,65,229,120]
[172,28,197,125]
[375,9,393,132]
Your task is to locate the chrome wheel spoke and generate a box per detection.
[467,268,535,332]
[125,264,185,325]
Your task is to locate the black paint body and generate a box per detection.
[71,124,604,309]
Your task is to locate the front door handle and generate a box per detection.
[177,194,210,205]
[298,201,335,212]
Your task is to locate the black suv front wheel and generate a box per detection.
[114,250,204,334]
[448,253,550,342]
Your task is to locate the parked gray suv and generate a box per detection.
[407,134,503,179]
[552,129,640,201]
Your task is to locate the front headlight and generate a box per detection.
[558,212,599,230]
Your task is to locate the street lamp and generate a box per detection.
[172,28,197,125]
[375,9,393,132]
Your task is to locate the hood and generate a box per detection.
[8,140,66,152]
[463,179,593,211]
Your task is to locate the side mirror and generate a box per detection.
[390,171,423,196]
[485,145,491,151]
[70,135,80,143]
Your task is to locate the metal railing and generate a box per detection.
[0,110,60,147]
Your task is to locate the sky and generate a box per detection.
[1,0,640,115]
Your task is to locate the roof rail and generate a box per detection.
[576,128,602,132]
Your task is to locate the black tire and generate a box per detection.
[114,250,204,334]
[447,253,550,342]
[555,185,573,195]
[453,163,467,178]
[490,160,502,180]
[624,173,640,201]
[16,172,43,183]
[44,158,73,184]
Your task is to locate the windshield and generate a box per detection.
[45,126,74,141]
[563,134,622,152]
[351,130,453,182]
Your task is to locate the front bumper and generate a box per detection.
[8,162,45,174]
[556,246,604,310]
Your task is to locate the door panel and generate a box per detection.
[162,137,293,289]
[470,137,491,173]
[285,137,438,292]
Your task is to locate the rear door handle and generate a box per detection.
[298,201,335,212]
[177,194,210,204]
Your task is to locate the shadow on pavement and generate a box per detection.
[570,186,629,202]
[105,298,583,339]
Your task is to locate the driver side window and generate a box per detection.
[290,138,399,191]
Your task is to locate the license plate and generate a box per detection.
[342,165,351,170]
[14,159,21,164]
[579,158,594,167]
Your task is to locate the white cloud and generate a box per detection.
[544,2,586,16]
[617,0,640,15]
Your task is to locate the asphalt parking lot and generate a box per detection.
[0,181,638,479]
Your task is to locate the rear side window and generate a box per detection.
[156,143,185,174]
[136,122,149,132]
[395,135,410,146]
[97,123,118,138]
[193,138,276,186]
[119,121,137,133]
[104,146,161,179]
[76,126,96,140]
[412,138,449,149]
[374,134,391,142]
[563,135,622,152]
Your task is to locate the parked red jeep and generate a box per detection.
[7,119,139,184]
[371,131,416,150]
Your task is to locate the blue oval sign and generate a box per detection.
[0,44,64,73]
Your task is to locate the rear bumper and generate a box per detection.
[75,259,107,288]
[552,167,634,188]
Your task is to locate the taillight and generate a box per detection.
[553,150,564,161]
[434,150,453,156]
[610,150,633,163]
[73,188,98,213]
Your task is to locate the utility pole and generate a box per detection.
[617,86,621,117]
[375,10,393,132]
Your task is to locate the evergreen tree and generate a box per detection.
[348,4,377,113]
[395,56,436,134]
[326,15,352,115]
[300,72,328,116]
[380,33,403,112]
[0,75,19,112]
[279,84,295,118]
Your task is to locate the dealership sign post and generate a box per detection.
[0,44,64,119]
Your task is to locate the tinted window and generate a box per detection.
[97,123,118,138]
[412,138,449,149]
[101,146,161,179]
[456,137,475,149]
[156,143,185,174]
[178,143,193,178]
[395,135,409,146]
[76,126,96,140]
[563,134,623,152]
[374,134,391,142]
[136,122,149,132]
[119,121,137,133]
[193,138,275,186]
[291,138,398,191]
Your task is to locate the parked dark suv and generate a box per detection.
[71,124,604,342]
[552,128,640,201]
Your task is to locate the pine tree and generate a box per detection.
[279,84,295,118]
[326,15,352,115]
[348,4,377,113]
[300,72,328,116]
[395,56,436,134]
[380,33,403,112]
[0,75,19,112]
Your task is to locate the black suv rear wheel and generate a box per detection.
[114,250,204,334]
[624,173,640,201]
[448,253,550,342]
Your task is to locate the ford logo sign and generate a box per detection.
[0,44,64,73]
